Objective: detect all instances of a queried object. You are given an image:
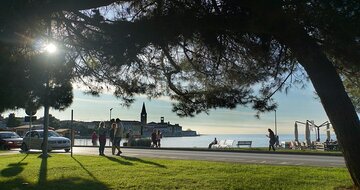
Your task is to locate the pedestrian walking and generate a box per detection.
[156,130,162,148]
[266,128,276,151]
[126,129,133,146]
[91,131,98,146]
[98,122,107,156]
[151,129,157,148]
[114,118,124,156]
[109,122,116,155]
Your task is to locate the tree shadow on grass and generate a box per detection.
[1,163,28,177]
[72,156,99,180]
[36,156,109,189]
[121,156,167,168]
[20,150,66,154]
[104,156,133,166]
[38,156,47,185]
[1,154,29,177]
[0,177,109,190]
[1,155,110,190]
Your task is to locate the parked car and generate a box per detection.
[0,131,23,150]
[21,130,71,152]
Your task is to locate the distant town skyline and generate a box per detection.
[1,80,345,136]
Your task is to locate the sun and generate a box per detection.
[44,43,57,53]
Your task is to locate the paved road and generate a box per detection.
[72,147,345,167]
[3,147,345,167]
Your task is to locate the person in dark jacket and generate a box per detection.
[98,122,107,156]
[208,138,218,149]
[156,130,162,148]
[266,128,276,151]
[151,129,157,148]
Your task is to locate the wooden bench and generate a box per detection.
[237,141,252,148]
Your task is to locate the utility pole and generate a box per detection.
[274,110,277,135]
[110,108,113,121]
[71,109,73,157]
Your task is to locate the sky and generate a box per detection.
[2,81,335,135]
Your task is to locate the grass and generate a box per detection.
[0,153,352,190]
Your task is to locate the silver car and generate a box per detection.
[21,130,71,152]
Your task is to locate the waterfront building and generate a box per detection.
[144,117,183,137]
[182,129,198,136]
[119,103,196,137]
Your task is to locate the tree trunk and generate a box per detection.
[278,27,360,188]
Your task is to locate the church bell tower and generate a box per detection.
[140,102,147,125]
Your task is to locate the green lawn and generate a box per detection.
[0,154,352,190]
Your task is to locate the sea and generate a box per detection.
[74,133,337,148]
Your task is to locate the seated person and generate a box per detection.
[208,138,218,149]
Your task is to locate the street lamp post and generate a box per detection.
[110,108,113,121]
[274,110,277,135]
[274,109,279,147]
[109,108,114,146]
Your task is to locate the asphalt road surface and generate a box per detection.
[4,147,345,167]
[72,147,345,167]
